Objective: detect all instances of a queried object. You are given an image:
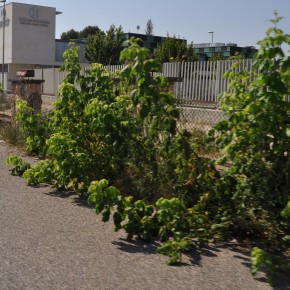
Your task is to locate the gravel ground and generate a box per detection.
[0,142,289,290]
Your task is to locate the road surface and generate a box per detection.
[0,142,289,290]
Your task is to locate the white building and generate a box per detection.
[0,2,64,91]
[0,2,60,89]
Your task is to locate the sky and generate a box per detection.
[8,0,290,49]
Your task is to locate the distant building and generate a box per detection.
[55,39,87,64]
[123,33,187,54]
[123,33,164,54]
[193,42,257,60]
[0,2,62,91]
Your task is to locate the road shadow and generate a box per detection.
[112,238,223,267]
[113,238,290,288]
[44,190,95,209]
[41,188,290,289]
[225,245,290,290]
[112,238,160,255]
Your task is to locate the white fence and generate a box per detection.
[34,60,255,105]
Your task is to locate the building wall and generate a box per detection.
[10,3,56,65]
[193,43,257,59]
[55,39,87,65]
[0,3,56,66]
[123,33,168,54]
[0,3,60,91]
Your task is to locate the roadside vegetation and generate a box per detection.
[5,14,290,285]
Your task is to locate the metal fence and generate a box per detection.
[34,60,256,131]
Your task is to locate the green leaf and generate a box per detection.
[281,201,290,218]
[286,126,290,137]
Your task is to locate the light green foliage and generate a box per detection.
[87,179,213,263]
[157,238,192,265]
[19,40,194,199]
[16,99,50,156]
[88,179,157,241]
[215,12,290,218]
[23,159,55,186]
[281,201,290,218]
[5,154,31,176]
[214,12,290,282]
[251,247,275,285]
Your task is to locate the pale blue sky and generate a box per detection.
[10,0,290,49]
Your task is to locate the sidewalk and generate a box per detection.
[0,143,288,290]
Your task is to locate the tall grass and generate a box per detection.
[0,123,24,146]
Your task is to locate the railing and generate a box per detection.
[34,60,256,103]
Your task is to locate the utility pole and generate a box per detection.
[208,31,214,61]
[0,0,6,93]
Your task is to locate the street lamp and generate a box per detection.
[208,31,214,61]
[0,0,6,93]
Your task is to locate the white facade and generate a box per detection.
[0,2,61,91]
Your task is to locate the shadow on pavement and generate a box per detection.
[44,190,95,209]
[112,239,224,267]
[229,246,290,290]
[42,189,290,289]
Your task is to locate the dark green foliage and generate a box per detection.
[85,25,124,65]
[60,26,101,40]
[79,25,101,38]
[60,29,79,40]
[155,35,198,63]
[145,19,154,35]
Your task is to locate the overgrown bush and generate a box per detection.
[212,12,290,284]
[15,40,201,199]
[15,100,51,156]
[6,15,290,285]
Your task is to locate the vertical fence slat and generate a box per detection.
[38,60,269,106]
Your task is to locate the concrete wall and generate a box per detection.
[0,3,56,66]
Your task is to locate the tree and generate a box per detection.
[145,19,154,35]
[79,25,101,38]
[85,25,124,65]
[187,43,199,62]
[60,29,79,40]
[60,26,102,40]
[211,52,226,61]
[155,35,198,63]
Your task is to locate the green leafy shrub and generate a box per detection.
[5,154,31,176]
[19,40,198,198]
[16,99,51,156]
[213,12,290,282]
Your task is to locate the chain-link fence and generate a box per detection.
[178,104,225,132]
[175,94,225,132]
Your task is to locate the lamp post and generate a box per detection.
[0,0,6,93]
[208,31,214,61]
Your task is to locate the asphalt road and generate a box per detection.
[0,142,289,290]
